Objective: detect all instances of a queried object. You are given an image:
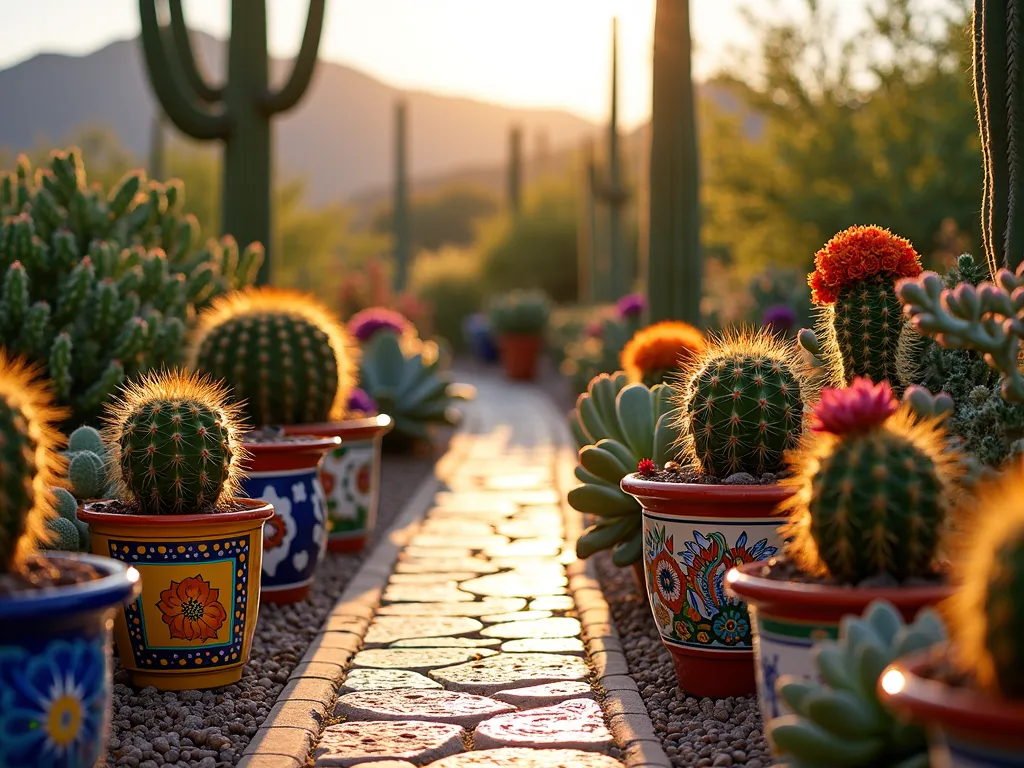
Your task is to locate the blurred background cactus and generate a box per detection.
[507,126,523,217]
[103,370,245,515]
[189,287,359,427]
[392,100,412,292]
[488,289,552,337]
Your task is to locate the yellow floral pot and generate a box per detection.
[78,498,274,691]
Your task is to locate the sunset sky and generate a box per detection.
[2,1,877,129]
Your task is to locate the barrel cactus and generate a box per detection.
[676,328,808,478]
[781,377,961,584]
[189,287,359,427]
[768,600,946,768]
[102,370,246,515]
[800,226,923,390]
[620,320,705,386]
[0,352,67,573]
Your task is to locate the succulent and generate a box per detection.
[189,287,359,427]
[358,330,470,448]
[348,306,414,344]
[569,373,683,566]
[102,370,246,515]
[46,485,89,552]
[780,378,961,585]
[620,320,705,387]
[675,328,808,478]
[48,425,111,551]
[768,600,946,768]
[560,313,640,395]
[41,516,81,552]
[800,226,923,391]
[488,290,551,336]
[0,352,67,573]
[0,149,261,426]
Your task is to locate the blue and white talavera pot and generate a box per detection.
[240,436,339,604]
[0,552,140,768]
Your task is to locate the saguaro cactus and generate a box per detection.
[138,0,326,285]
[393,100,412,292]
[508,126,523,216]
[647,0,701,326]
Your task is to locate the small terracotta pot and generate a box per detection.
[498,333,543,381]
[727,559,953,726]
[621,474,790,699]
[284,415,394,553]
[239,436,340,605]
[879,645,1024,767]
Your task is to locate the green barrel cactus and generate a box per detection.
[676,329,807,478]
[768,600,946,768]
[189,287,359,427]
[569,373,683,566]
[102,370,246,515]
[488,290,551,337]
[781,377,961,585]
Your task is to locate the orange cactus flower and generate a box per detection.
[157,576,227,642]
[621,321,705,384]
[808,225,922,305]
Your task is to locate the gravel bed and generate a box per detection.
[594,554,775,768]
[105,435,449,768]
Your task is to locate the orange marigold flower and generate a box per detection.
[621,321,705,383]
[157,575,227,642]
[808,225,922,305]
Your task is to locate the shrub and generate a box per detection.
[410,246,485,352]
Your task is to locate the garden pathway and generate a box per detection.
[240,371,670,768]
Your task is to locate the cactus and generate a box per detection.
[102,370,246,515]
[0,352,67,573]
[675,328,807,478]
[508,126,523,216]
[138,0,325,284]
[647,0,701,325]
[68,449,107,500]
[488,290,551,336]
[0,149,262,426]
[768,600,946,768]
[620,319,705,386]
[569,373,683,566]
[802,226,924,390]
[348,307,414,344]
[68,424,105,455]
[780,378,961,584]
[392,100,412,292]
[41,516,80,552]
[189,287,359,427]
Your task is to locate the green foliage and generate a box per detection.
[488,290,551,336]
[768,600,945,768]
[569,374,683,566]
[410,246,485,352]
[374,183,500,254]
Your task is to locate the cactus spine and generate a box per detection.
[103,370,245,515]
[676,329,806,478]
[138,0,326,284]
[189,287,359,427]
[393,100,412,292]
[647,0,701,325]
[508,126,523,216]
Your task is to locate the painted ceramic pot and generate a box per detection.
[621,474,790,699]
[239,437,340,604]
[79,499,272,691]
[879,646,1024,767]
[727,559,952,727]
[284,416,393,553]
[498,333,544,381]
[0,553,140,768]
[463,313,500,363]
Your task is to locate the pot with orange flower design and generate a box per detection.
[78,371,274,691]
[621,328,808,699]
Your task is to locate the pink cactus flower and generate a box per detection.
[810,377,898,436]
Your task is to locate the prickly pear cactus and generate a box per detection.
[677,329,807,478]
[103,370,245,515]
[189,287,359,427]
[782,378,961,585]
[768,600,946,768]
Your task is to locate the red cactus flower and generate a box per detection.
[808,225,922,305]
[811,377,898,436]
[638,458,656,477]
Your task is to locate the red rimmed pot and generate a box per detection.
[727,559,952,726]
[78,498,274,691]
[239,436,340,605]
[283,415,394,553]
[621,474,790,699]
[879,645,1024,767]
[498,334,544,381]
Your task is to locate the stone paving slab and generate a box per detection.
[314,721,465,766]
[339,668,443,694]
[426,749,622,767]
[473,699,614,752]
[336,689,517,727]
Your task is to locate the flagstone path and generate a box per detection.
[239,372,672,768]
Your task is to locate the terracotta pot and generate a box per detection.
[284,415,394,553]
[879,645,1024,766]
[239,436,340,604]
[78,498,274,691]
[621,473,790,699]
[498,333,543,381]
[727,559,952,726]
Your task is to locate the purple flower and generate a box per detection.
[348,307,410,343]
[763,304,797,334]
[616,293,646,318]
[346,387,378,415]
[585,319,604,339]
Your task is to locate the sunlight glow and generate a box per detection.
[880,669,905,695]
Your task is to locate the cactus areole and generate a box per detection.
[138,0,326,284]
